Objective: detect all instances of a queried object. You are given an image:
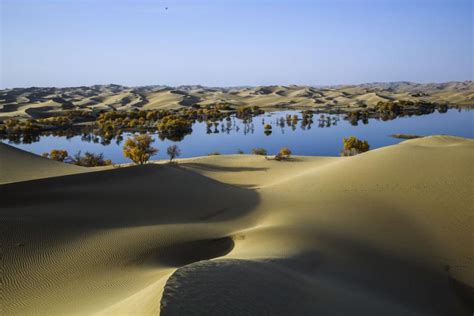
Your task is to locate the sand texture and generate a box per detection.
[1,136,473,315]
[1,81,473,119]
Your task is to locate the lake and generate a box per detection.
[5,109,473,163]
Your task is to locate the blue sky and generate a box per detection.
[1,0,472,88]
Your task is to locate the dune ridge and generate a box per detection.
[1,135,473,315]
[1,81,473,119]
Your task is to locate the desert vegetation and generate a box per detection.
[344,100,449,125]
[156,115,193,141]
[167,144,181,163]
[123,134,158,165]
[263,123,272,135]
[275,147,292,160]
[0,89,456,146]
[42,149,69,162]
[391,134,423,139]
[236,106,264,120]
[41,148,112,166]
[341,136,370,156]
[72,151,112,167]
[252,148,268,155]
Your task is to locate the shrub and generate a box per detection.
[123,134,158,165]
[274,147,292,161]
[252,148,267,155]
[42,149,69,162]
[37,116,73,127]
[208,151,221,156]
[263,124,272,130]
[4,119,19,129]
[237,149,244,154]
[72,151,112,167]
[341,136,370,156]
[236,106,264,119]
[157,115,193,141]
[167,144,181,162]
[279,147,292,157]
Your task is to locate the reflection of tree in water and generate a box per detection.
[242,117,254,135]
[6,133,39,144]
[115,133,124,145]
[2,106,455,147]
[224,120,232,134]
[318,114,339,126]
[278,117,285,128]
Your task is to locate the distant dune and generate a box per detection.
[1,136,473,314]
[1,81,472,119]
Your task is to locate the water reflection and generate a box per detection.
[4,109,473,164]
[0,110,456,145]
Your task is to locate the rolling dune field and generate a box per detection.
[1,136,473,315]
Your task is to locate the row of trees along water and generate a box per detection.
[0,100,449,144]
[40,134,370,166]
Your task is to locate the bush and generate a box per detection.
[236,106,264,119]
[275,147,292,161]
[341,136,370,156]
[123,134,158,165]
[208,151,221,156]
[279,147,292,157]
[72,151,112,167]
[167,144,181,162]
[42,149,68,162]
[252,148,267,155]
[263,124,272,130]
[157,115,193,141]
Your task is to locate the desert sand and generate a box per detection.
[1,136,473,315]
[1,81,473,119]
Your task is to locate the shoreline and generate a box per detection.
[1,136,473,314]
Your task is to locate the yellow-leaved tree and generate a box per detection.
[123,134,158,165]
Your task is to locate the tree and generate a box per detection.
[156,115,193,141]
[341,136,370,156]
[252,148,267,155]
[279,147,292,157]
[167,144,181,163]
[275,147,292,161]
[123,134,158,165]
[72,151,112,167]
[42,149,68,162]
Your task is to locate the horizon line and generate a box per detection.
[1,80,473,90]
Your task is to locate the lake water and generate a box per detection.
[5,109,473,163]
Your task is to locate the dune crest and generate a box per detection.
[1,135,473,315]
[1,82,473,120]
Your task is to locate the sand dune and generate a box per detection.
[1,136,473,315]
[0,142,87,184]
[1,82,472,119]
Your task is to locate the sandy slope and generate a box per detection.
[1,136,473,315]
[1,82,473,119]
[0,142,88,184]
